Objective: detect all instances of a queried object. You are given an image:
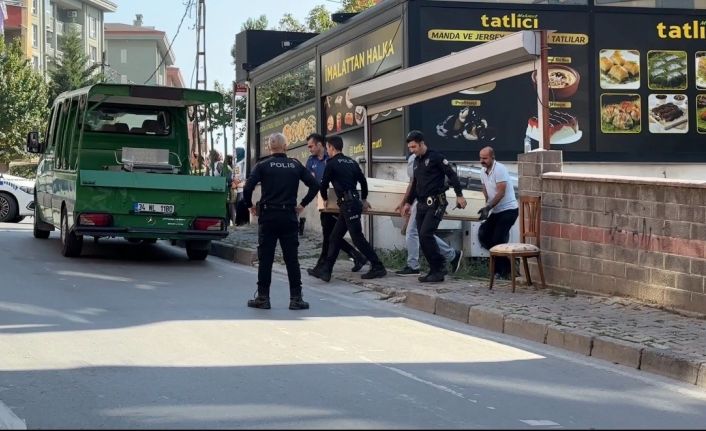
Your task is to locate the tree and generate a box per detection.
[0,37,49,165]
[278,13,307,32]
[48,28,101,100]
[208,81,247,156]
[306,5,334,33]
[241,15,269,31]
[340,0,378,13]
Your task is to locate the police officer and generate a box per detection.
[242,132,319,310]
[401,130,467,283]
[305,133,367,276]
[311,135,387,282]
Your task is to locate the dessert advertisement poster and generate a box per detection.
[258,103,317,156]
[594,13,706,156]
[415,7,591,161]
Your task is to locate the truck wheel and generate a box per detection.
[60,209,83,257]
[186,241,209,261]
[0,193,18,223]
[33,204,50,239]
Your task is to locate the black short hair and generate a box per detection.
[307,132,324,144]
[325,135,344,152]
[406,130,424,143]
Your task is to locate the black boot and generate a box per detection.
[311,266,332,282]
[351,254,367,273]
[361,264,386,279]
[307,260,324,277]
[247,295,271,309]
[418,272,445,283]
[289,296,310,310]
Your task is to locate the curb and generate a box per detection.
[187,240,706,391]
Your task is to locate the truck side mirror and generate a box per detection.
[26,132,43,154]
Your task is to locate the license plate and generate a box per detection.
[133,202,175,214]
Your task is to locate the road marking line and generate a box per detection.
[358,355,478,404]
[520,419,561,427]
[0,401,26,430]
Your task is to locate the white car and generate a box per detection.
[0,173,35,223]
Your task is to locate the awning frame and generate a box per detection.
[350,29,551,175]
[349,29,551,245]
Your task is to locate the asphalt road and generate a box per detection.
[1,220,705,429]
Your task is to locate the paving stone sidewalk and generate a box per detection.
[215,224,706,390]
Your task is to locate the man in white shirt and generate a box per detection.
[478,146,519,278]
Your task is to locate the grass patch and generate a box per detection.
[375,247,491,279]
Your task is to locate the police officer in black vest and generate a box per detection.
[242,132,319,310]
[311,135,387,282]
[401,131,467,282]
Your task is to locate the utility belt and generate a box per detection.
[420,192,448,207]
[258,202,296,211]
[336,190,360,205]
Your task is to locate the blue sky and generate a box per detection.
[109,0,339,90]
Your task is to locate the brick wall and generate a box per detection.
[519,151,706,315]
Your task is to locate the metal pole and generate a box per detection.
[538,30,550,150]
[363,109,374,246]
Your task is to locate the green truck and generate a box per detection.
[26,84,229,260]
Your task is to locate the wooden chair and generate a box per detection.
[488,195,546,292]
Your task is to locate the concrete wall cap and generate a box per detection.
[542,172,706,189]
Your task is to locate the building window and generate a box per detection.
[89,16,97,39]
[120,75,128,84]
[120,49,127,64]
[32,56,40,70]
[90,46,97,62]
[32,25,39,48]
[32,0,38,16]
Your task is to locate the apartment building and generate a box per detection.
[104,15,178,86]
[3,0,116,73]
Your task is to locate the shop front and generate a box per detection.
[246,0,706,169]
[243,0,706,248]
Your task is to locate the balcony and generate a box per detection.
[45,15,54,29]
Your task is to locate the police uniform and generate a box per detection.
[305,153,366,274]
[242,153,319,308]
[405,149,463,279]
[316,153,386,281]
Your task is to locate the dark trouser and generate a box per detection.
[257,208,302,298]
[323,199,382,271]
[416,199,448,274]
[235,197,250,226]
[478,208,519,276]
[316,212,363,267]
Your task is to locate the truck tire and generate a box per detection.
[60,209,83,257]
[0,192,18,223]
[33,204,50,239]
[186,240,209,261]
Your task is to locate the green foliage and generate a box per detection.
[278,13,307,32]
[208,80,247,146]
[241,15,269,31]
[255,61,315,119]
[340,0,378,13]
[48,28,101,100]
[306,5,335,32]
[0,37,49,165]
[8,161,38,179]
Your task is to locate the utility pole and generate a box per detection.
[193,0,211,172]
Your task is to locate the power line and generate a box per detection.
[143,0,194,85]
